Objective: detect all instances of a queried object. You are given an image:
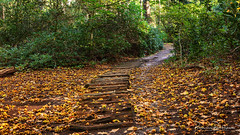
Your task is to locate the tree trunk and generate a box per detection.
[143,0,151,23]
[158,0,161,25]
[2,4,5,20]
[140,0,143,17]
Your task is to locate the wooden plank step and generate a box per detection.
[82,94,128,101]
[70,122,134,131]
[95,104,132,112]
[88,84,128,89]
[85,80,129,88]
[92,77,129,82]
[103,72,129,75]
[99,74,129,78]
[106,71,129,74]
[90,112,133,124]
[90,88,128,93]
[81,100,124,105]
[74,111,133,124]
[88,81,129,86]
[92,103,132,112]
[81,90,131,97]
[81,96,126,103]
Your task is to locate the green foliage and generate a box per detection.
[0,26,89,68]
[161,0,240,60]
[0,1,164,69]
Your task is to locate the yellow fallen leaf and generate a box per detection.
[220,99,228,105]
[180,91,189,95]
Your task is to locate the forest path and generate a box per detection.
[69,43,173,134]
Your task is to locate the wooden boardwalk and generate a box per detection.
[70,61,141,132]
[69,43,173,132]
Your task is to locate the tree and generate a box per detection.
[143,0,151,22]
[0,0,9,20]
[1,4,5,20]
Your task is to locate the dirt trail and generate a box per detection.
[140,43,174,67]
[115,43,174,69]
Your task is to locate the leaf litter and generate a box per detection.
[129,60,240,134]
[0,59,239,134]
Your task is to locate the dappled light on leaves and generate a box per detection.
[129,61,240,134]
[0,67,110,134]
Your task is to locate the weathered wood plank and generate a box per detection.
[88,81,129,86]
[81,90,131,97]
[99,74,129,78]
[70,122,134,131]
[90,112,133,124]
[88,84,128,89]
[90,88,128,93]
[81,94,128,101]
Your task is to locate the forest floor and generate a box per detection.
[0,44,240,135]
[129,58,240,135]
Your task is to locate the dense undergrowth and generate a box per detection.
[0,1,164,69]
[161,0,240,61]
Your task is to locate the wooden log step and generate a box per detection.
[103,72,129,75]
[88,81,129,86]
[113,67,132,69]
[88,84,128,89]
[85,80,129,88]
[90,88,128,93]
[92,77,129,82]
[74,105,132,116]
[95,106,133,113]
[99,74,129,78]
[0,67,16,77]
[104,70,129,73]
[90,87,128,91]
[84,100,125,105]
[93,76,129,80]
[81,97,122,104]
[80,101,130,108]
[90,112,133,124]
[75,111,133,124]
[81,94,128,101]
[81,90,131,97]
[70,122,134,131]
[94,104,132,114]
[105,71,129,74]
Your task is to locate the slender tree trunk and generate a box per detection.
[2,4,5,20]
[179,28,183,65]
[143,0,151,23]
[158,0,161,25]
[140,0,142,17]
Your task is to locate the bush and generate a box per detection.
[161,1,239,60]
[0,2,164,69]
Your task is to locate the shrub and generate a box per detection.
[0,2,164,69]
